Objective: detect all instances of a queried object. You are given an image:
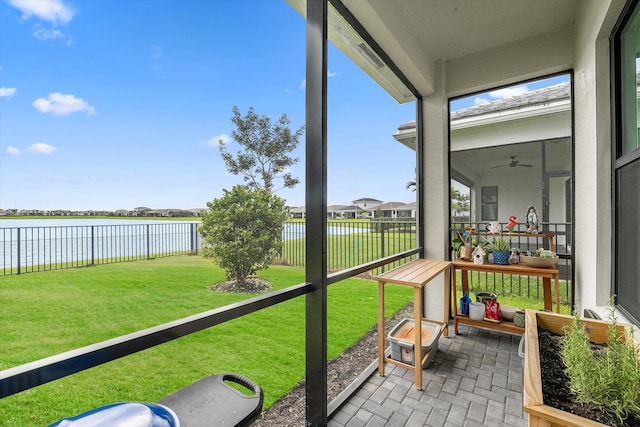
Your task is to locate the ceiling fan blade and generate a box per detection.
[517,164,533,167]
[490,164,509,169]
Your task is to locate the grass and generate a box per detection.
[0,256,412,426]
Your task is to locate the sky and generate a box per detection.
[0,0,568,212]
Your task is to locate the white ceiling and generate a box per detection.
[340,0,578,98]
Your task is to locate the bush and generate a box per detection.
[199,186,287,284]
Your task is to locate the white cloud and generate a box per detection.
[204,134,230,147]
[32,24,72,44]
[33,93,96,116]
[28,142,56,154]
[474,97,490,106]
[6,146,21,156]
[8,0,75,25]
[0,87,17,98]
[488,85,529,100]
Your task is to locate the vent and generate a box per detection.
[358,43,384,69]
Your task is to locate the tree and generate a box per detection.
[219,106,304,193]
[199,186,287,285]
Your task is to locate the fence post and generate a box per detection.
[146,224,150,260]
[91,226,95,266]
[17,228,21,275]
[380,222,385,273]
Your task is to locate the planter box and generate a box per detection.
[523,310,628,427]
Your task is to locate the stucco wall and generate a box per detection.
[572,0,626,312]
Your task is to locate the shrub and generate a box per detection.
[199,186,288,284]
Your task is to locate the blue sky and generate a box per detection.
[0,0,567,212]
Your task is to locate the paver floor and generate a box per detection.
[329,323,527,427]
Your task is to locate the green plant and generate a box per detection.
[561,298,640,422]
[488,234,511,251]
[199,186,288,284]
[218,105,304,193]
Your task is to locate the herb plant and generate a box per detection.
[561,298,640,422]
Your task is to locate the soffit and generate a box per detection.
[340,0,578,97]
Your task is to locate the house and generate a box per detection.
[373,201,409,218]
[395,81,571,231]
[289,205,306,218]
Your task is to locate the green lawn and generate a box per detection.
[0,256,412,426]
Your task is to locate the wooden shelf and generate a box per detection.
[452,260,560,336]
[455,313,524,335]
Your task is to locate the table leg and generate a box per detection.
[443,266,450,337]
[378,281,385,376]
[554,275,560,313]
[543,278,552,311]
[453,267,459,335]
[414,286,423,390]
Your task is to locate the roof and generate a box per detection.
[451,82,570,120]
[377,202,408,210]
[396,81,571,133]
[352,198,382,203]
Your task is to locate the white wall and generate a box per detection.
[572,0,626,312]
[473,167,541,224]
[422,61,450,322]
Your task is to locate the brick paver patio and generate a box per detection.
[329,323,527,427]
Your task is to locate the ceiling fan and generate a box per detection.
[490,155,533,169]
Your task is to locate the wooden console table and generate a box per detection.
[374,258,451,390]
[452,260,560,335]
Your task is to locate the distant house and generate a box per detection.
[327,205,347,218]
[289,206,306,219]
[375,202,408,218]
[395,202,416,218]
[352,198,383,210]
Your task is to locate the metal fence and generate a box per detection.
[0,222,201,275]
[279,219,417,276]
[451,221,573,305]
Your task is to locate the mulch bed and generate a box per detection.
[538,328,640,426]
[250,303,414,426]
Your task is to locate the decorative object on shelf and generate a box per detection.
[513,310,525,327]
[475,292,497,304]
[468,301,485,321]
[484,299,502,322]
[509,248,519,264]
[505,215,518,232]
[488,234,511,265]
[500,305,518,321]
[459,245,472,261]
[453,227,475,260]
[472,245,486,264]
[459,291,471,315]
[485,221,500,234]
[525,205,540,233]
[521,254,559,268]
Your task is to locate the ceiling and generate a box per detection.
[338,0,579,100]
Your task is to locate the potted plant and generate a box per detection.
[488,234,510,265]
[523,305,640,426]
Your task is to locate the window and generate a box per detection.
[481,186,498,221]
[613,0,640,322]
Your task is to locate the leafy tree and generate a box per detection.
[219,106,304,193]
[199,186,287,285]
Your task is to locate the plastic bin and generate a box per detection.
[388,319,442,367]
